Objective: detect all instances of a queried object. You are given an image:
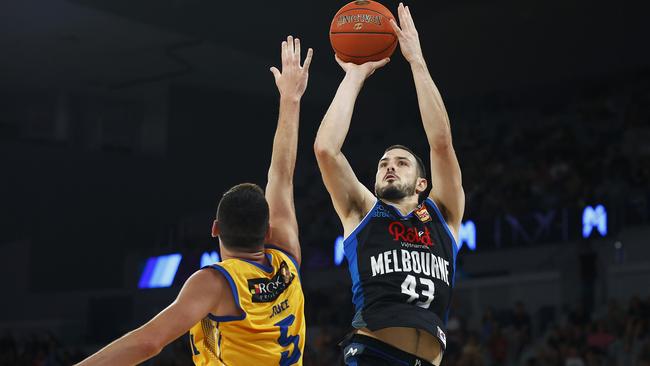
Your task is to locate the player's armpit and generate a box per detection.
[313,148,375,233]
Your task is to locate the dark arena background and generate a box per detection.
[1,0,650,365]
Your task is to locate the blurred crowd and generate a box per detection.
[440,296,650,366]
[3,292,649,366]
[301,291,650,366]
[456,84,650,220]
[457,90,650,217]
[0,332,84,366]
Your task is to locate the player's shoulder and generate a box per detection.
[199,263,234,284]
[423,196,449,221]
[180,265,231,296]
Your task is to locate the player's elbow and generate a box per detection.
[139,338,164,359]
[314,141,338,161]
[429,133,453,153]
[131,329,164,359]
[267,169,293,185]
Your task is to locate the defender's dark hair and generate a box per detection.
[384,144,427,179]
[216,183,269,250]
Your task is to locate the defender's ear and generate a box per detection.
[211,220,219,238]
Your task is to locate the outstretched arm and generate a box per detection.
[390,3,465,236]
[266,36,313,264]
[313,56,389,235]
[75,270,225,366]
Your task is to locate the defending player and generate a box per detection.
[314,4,463,366]
[76,36,313,366]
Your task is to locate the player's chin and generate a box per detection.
[377,186,408,200]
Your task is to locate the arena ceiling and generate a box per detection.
[1,0,649,99]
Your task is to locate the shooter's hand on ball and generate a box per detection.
[270,35,313,101]
[389,3,425,65]
[335,55,390,83]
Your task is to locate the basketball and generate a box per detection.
[329,0,397,64]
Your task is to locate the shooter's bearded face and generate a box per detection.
[374,149,420,201]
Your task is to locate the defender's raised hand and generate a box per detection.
[270,35,313,101]
[389,3,425,65]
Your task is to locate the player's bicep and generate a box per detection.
[265,180,301,264]
[136,270,223,350]
[428,145,465,231]
[315,150,374,221]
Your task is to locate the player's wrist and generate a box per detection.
[280,94,302,103]
[343,71,367,86]
[408,56,427,69]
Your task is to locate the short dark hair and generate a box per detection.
[216,183,269,250]
[384,144,427,179]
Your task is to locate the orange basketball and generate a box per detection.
[329,0,397,64]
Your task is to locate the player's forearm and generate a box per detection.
[268,97,300,183]
[76,330,161,366]
[410,59,453,149]
[314,73,364,155]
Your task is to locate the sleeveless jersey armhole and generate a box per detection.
[265,245,300,271]
[204,264,247,322]
[265,246,301,282]
[425,197,459,260]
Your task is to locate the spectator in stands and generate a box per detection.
[586,320,615,351]
[457,332,484,366]
[487,326,508,365]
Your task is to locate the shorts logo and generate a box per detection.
[437,326,447,349]
[248,261,294,303]
[345,347,358,357]
[414,360,422,366]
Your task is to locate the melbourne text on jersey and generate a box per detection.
[370,249,450,285]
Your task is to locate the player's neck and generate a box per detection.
[220,245,268,264]
[380,195,420,216]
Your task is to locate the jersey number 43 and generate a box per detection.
[400,274,435,309]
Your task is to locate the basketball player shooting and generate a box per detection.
[76,36,312,366]
[314,4,463,366]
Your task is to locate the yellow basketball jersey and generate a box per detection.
[189,247,305,366]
